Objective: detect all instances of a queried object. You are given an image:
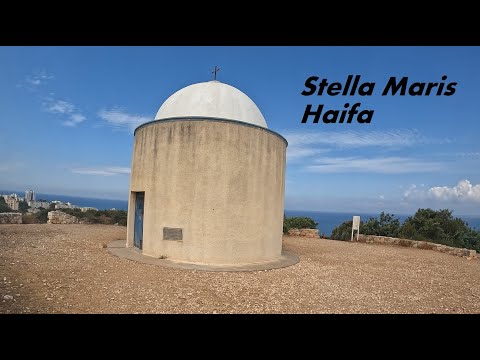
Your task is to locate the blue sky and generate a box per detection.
[1,46,480,215]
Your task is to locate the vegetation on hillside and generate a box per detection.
[22,209,49,224]
[0,197,11,213]
[21,208,127,225]
[330,220,356,241]
[18,201,29,213]
[330,209,480,251]
[60,208,127,226]
[283,215,318,234]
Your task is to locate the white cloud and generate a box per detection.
[98,108,151,132]
[19,70,54,88]
[63,113,86,127]
[306,156,444,174]
[283,129,451,163]
[429,180,480,202]
[43,98,86,127]
[287,147,330,161]
[403,184,424,199]
[46,100,75,114]
[19,71,85,127]
[379,195,385,200]
[71,167,131,176]
[404,180,480,203]
[284,129,443,149]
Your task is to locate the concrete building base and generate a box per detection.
[107,240,299,272]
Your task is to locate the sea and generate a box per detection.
[2,189,480,236]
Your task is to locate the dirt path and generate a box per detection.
[1,224,479,313]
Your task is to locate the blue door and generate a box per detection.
[134,192,145,249]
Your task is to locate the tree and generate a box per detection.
[331,220,357,241]
[330,208,480,251]
[283,216,318,234]
[0,197,11,213]
[59,208,128,226]
[36,209,49,223]
[331,212,401,241]
[362,212,401,237]
[18,201,29,213]
[400,208,479,249]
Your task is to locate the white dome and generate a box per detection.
[155,81,268,128]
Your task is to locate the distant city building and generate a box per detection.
[5,196,19,211]
[1,192,89,212]
[25,190,36,202]
[28,200,50,209]
[54,203,67,209]
[55,202,79,210]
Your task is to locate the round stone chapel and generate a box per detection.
[126,80,289,267]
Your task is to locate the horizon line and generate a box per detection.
[2,189,480,218]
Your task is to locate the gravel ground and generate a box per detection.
[1,224,479,314]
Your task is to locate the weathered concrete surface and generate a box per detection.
[127,119,287,265]
[0,213,22,224]
[288,228,319,238]
[357,234,477,259]
[47,211,86,225]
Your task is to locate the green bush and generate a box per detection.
[21,209,48,223]
[362,212,401,237]
[18,201,29,213]
[0,197,11,213]
[330,212,401,241]
[60,208,127,226]
[331,220,364,241]
[330,208,480,251]
[283,216,318,234]
[36,209,49,223]
[400,208,480,250]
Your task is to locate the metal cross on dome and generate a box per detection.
[212,66,220,80]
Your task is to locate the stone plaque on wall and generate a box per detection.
[163,227,183,241]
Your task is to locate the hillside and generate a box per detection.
[1,224,479,314]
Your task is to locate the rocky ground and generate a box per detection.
[1,224,479,313]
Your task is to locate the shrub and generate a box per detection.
[0,197,11,213]
[330,208,480,251]
[362,212,401,237]
[21,209,48,224]
[18,201,29,213]
[331,220,362,241]
[283,216,318,234]
[400,208,480,250]
[36,209,49,223]
[60,208,127,226]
